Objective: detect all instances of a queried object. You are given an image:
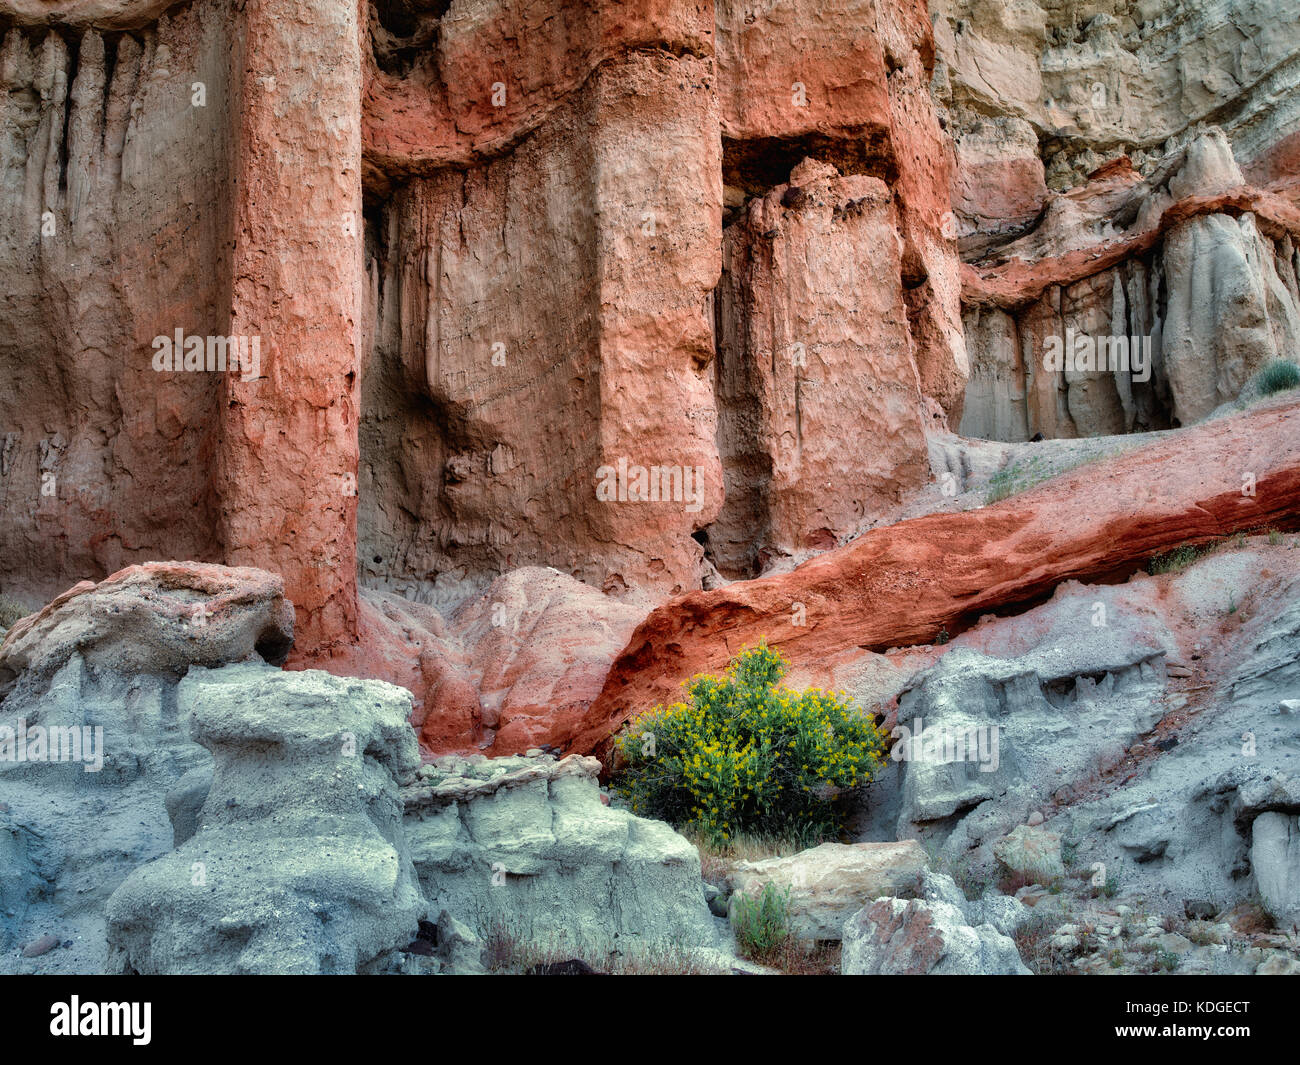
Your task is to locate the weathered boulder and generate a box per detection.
[994,826,1066,887]
[0,562,294,700]
[105,664,424,975]
[403,752,718,957]
[725,841,930,941]
[0,563,295,974]
[841,896,1030,975]
[1251,813,1300,931]
[916,870,1033,937]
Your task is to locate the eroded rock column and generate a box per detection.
[218,0,363,659]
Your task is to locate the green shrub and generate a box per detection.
[732,883,792,960]
[1257,359,1300,396]
[613,642,889,845]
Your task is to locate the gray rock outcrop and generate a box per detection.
[105,664,424,974]
[403,752,719,958]
[0,563,292,973]
[842,892,1031,975]
[724,841,930,941]
[886,636,1168,855]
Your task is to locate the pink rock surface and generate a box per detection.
[313,569,642,755]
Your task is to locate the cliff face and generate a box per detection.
[936,0,1300,441]
[0,4,235,606]
[358,0,962,600]
[1,0,1298,754]
[0,1,962,625]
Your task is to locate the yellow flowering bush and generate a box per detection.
[613,642,888,845]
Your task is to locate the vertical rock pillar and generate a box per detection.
[218,0,363,659]
[589,36,725,597]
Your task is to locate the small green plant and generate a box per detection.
[1153,948,1180,973]
[1256,359,1300,396]
[614,642,889,845]
[732,883,793,960]
[984,455,1052,504]
[1148,541,1216,575]
[1061,839,1079,870]
[1103,872,1120,899]
[1268,528,1284,546]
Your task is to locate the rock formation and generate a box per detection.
[404,751,719,957]
[2,0,1300,982]
[0,568,728,974]
[0,0,965,727]
[841,893,1031,975]
[959,130,1300,441]
[575,397,1300,754]
[2,0,1298,759]
[724,840,929,940]
[106,663,425,975]
[0,563,291,969]
[935,0,1300,443]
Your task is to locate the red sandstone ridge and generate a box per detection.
[566,398,1300,756]
[962,184,1300,311]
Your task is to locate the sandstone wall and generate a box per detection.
[0,2,235,604]
[712,163,927,576]
[938,1,1300,443]
[357,0,964,600]
[0,0,966,747]
[958,130,1300,442]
